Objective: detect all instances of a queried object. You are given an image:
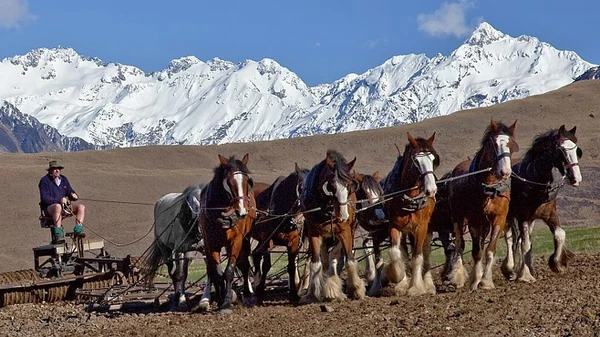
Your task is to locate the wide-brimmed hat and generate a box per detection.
[47,160,65,171]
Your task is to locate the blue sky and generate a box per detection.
[1,0,598,86]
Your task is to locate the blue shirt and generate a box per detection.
[39,174,75,208]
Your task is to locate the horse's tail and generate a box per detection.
[139,240,164,287]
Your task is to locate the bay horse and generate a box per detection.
[353,171,387,285]
[502,125,582,282]
[444,119,518,290]
[251,163,309,303]
[369,132,440,297]
[300,149,365,302]
[198,154,256,312]
[140,184,212,311]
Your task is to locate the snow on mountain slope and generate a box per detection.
[0,22,594,148]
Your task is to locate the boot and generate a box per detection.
[51,227,65,244]
[73,223,85,238]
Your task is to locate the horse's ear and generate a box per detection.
[347,157,356,171]
[295,162,301,173]
[407,132,418,148]
[508,120,517,135]
[427,132,436,145]
[242,153,249,165]
[490,118,500,133]
[354,171,363,182]
[558,125,566,135]
[218,154,228,166]
[325,155,335,168]
[372,171,381,181]
[568,126,577,136]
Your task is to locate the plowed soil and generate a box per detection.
[1,254,599,337]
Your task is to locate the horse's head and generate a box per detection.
[216,153,254,218]
[482,119,519,179]
[355,171,385,221]
[403,132,440,197]
[320,150,357,222]
[557,125,583,186]
[294,162,310,198]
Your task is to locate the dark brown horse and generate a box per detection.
[198,154,256,312]
[370,132,439,296]
[353,171,387,285]
[251,163,309,303]
[300,149,365,302]
[444,119,518,290]
[502,125,582,282]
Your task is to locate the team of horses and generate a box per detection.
[140,120,584,312]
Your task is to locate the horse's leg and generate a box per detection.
[481,216,506,289]
[323,241,346,301]
[443,220,467,288]
[167,252,189,311]
[301,235,326,303]
[422,232,436,294]
[547,211,573,273]
[407,223,429,296]
[297,237,311,294]
[367,233,386,297]
[517,219,537,282]
[251,245,262,289]
[501,215,518,281]
[195,257,212,312]
[363,236,376,284]
[287,234,301,303]
[469,225,486,291]
[237,238,256,307]
[206,250,225,309]
[384,227,409,295]
[338,226,365,300]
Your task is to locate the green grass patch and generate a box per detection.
[154,226,599,282]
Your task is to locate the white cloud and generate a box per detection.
[0,0,36,29]
[315,42,321,47]
[365,37,389,50]
[417,0,473,38]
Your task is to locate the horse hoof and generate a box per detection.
[193,300,210,312]
[243,295,258,307]
[219,308,233,315]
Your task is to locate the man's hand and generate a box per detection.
[69,193,79,201]
[60,197,68,204]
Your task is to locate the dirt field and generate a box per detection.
[1,254,599,337]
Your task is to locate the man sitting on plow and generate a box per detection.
[38,160,86,244]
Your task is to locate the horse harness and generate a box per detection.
[203,171,255,230]
[468,148,511,200]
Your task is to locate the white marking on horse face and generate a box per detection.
[362,187,380,207]
[561,139,582,186]
[334,177,350,221]
[233,172,247,216]
[414,152,437,196]
[495,135,512,178]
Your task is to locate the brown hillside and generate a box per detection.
[0,80,598,271]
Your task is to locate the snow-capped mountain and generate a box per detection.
[0,22,595,149]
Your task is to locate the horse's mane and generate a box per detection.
[303,150,352,199]
[521,129,560,165]
[326,149,354,184]
[382,155,404,192]
[480,122,513,148]
[361,174,383,195]
[213,156,251,179]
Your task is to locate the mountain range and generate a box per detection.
[0,22,595,152]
